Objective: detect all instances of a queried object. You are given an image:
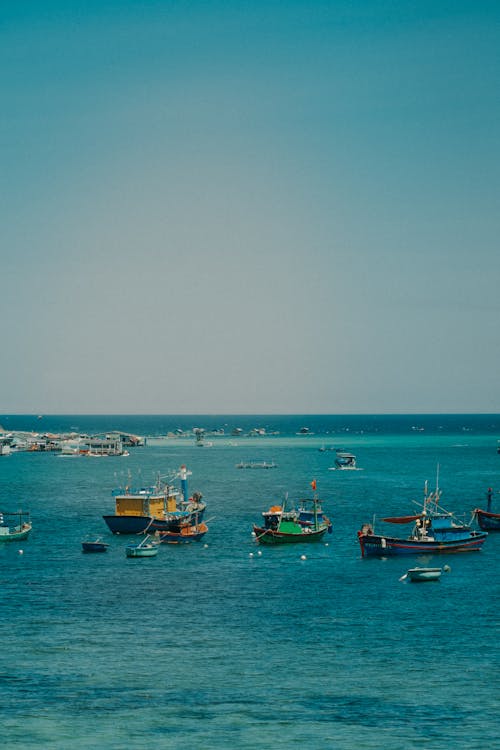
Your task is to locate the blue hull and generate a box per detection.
[474,509,500,531]
[103,515,152,534]
[103,508,205,535]
[358,531,487,557]
[82,541,108,552]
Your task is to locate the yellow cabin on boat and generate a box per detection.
[114,492,178,518]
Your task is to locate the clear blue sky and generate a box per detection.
[1,1,499,414]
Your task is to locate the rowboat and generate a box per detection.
[405,567,442,582]
[125,535,159,558]
[82,538,109,553]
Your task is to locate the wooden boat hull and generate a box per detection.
[159,523,208,544]
[254,524,328,545]
[474,509,500,531]
[358,530,487,557]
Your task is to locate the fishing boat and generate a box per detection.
[400,567,447,583]
[82,537,109,553]
[125,535,159,558]
[473,488,500,531]
[254,488,330,545]
[159,521,209,544]
[0,511,32,542]
[103,465,206,534]
[357,473,488,557]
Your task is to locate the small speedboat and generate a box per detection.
[82,538,109,553]
[125,535,159,558]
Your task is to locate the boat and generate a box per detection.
[400,566,449,583]
[236,460,277,469]
[296,496,332,533]
[103,465,206,534]
[0,511,32,542]
[473,488,500,531]
[253,489,330,545]
[82,538,109,553]
[357,473,488,557]
[331,451,357,470]
[159,521,209,544]
[125,535,159,558]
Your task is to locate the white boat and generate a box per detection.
[331,451,357,470]
[400,565,450,582]
[407,567,442,582]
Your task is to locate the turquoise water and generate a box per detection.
[1,415,499,749]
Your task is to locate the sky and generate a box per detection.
[1,0,499,414]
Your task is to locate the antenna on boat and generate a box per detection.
[435,463,440,507]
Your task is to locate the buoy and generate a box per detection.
[203,544,208,549]
[324,542,329,547]
[18,549,24,555]
[300,554,307,560]
[443,564,451,573]
[251,531,256,538]
[257,550,262,556]
[249,552,254,557]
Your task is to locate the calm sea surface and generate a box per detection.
[1,415,499,749]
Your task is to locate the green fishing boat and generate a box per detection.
[253,494,330,545]
[0,511,32,542]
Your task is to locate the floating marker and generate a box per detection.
[300,554,307,560]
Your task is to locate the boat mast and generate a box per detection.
[435,464,440,507]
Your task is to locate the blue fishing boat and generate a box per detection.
[103,465,205,534]
[358,473,488,557]
[473,488,500,531]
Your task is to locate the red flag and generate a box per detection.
[311,479,317,491]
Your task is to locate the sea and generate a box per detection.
[1,414,499,750]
